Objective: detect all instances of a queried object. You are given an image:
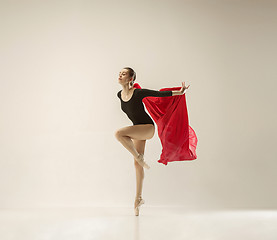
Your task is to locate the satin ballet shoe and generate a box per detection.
[134,196,145,216]
[136,153,150,169]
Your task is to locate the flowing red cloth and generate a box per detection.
[133,83,198,165]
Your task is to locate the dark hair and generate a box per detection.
[124,67,136,81]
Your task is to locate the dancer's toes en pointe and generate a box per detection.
[135,153,150,169]
[134,196,145,216]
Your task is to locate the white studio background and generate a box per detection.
[0,0,276,209]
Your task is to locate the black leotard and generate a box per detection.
[117,88,172,125]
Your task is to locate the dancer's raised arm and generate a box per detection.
[172,82,190,96]
[138,88,172,99]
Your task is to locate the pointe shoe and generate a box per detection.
[136,153,150,169]
[134,196,145,216]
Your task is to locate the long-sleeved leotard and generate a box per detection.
[117,88,172,125]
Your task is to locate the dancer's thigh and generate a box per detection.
[115,124,155,140]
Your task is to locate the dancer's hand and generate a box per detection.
[180,82,190,94]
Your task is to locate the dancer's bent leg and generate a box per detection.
[114,124,154,159]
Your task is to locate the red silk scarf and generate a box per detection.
[134,83,198,165]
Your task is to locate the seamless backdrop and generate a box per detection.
[0,0,276,209]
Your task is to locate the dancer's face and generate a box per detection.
[118,69,133,86]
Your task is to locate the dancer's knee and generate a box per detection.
[134,158,142,168]
[114,130,123,140]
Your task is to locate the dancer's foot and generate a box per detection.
[135,153,150,169]
[134,196,145,216]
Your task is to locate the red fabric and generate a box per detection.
[134,83,198,165]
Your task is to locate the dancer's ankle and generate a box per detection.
[135,195,142,200]
[135,153,142,160]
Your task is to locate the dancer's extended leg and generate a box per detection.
[133,139,146,199]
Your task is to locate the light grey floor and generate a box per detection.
[0,207,276,240]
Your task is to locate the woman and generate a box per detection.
[115,67,190,216]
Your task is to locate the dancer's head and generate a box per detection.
[118,67,136,88]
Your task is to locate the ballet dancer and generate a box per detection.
[115,67,190,216]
